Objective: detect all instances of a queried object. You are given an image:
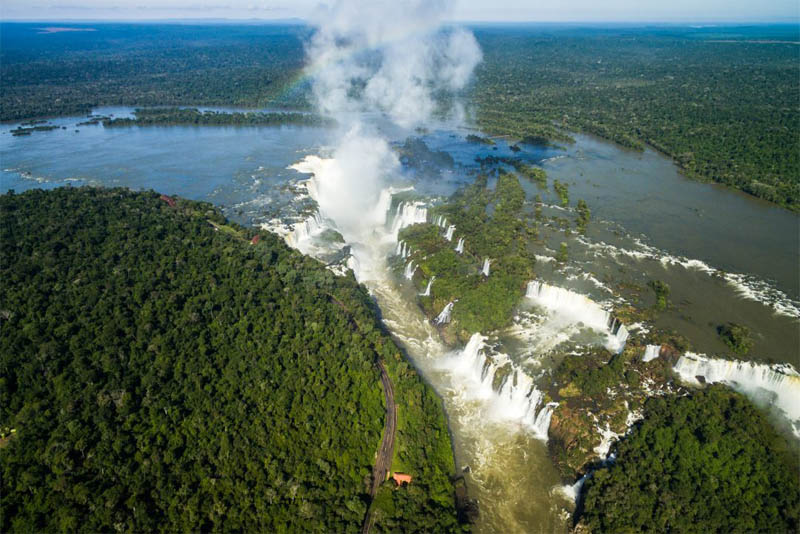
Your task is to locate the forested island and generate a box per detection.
[0,188,464,533]
[103,107,334,128]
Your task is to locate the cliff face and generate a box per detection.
[545,342,686,481]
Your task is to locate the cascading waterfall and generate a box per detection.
[285,211,326,249]
[421,276,436,296]
[525,280,630,353]
[673,352,800,436]
[444,225,456,241]
[455,237,465,254]
[435,301,454,324]
[404,260,418,280]
[395,240,411,259]
[642,345,661,362]
[391,200,428,237]
[482,258,491,277]
[434,215,447,228]
[441,333,557,440]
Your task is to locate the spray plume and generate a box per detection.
[290,0,482,281]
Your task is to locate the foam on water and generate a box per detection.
[437,333,557,440]
[576,235,800,319]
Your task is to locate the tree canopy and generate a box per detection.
[0,187,461,533]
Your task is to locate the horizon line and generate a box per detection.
[1,17,797,25]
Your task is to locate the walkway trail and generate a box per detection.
[361,359,397,534]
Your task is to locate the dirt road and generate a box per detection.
[361,359,397,534]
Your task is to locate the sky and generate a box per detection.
[1,0,798,23]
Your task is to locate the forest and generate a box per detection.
[577,386,800,533]
[0,23,309,121]
[471,25,800,210]
[103,107,334,128]
[2,22,797,209]
[0,187,464,533]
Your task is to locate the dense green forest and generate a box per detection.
[0,23,309,121]
[577,386,800,533]
[103,107,333,128]
[0,188,462,532]
[471,25,800,210]
[2,23,797,208]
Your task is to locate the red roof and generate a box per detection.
[159,195,176,208]
[250,235,261,245]
[392,473,412,485]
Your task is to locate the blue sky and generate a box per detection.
[2,0,797,22]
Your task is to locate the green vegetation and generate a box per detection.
[398,172,536,340]
[104,108,334,128]
[717,322,754,355]
[552,180,569,207]
[578,386,800,533]
[465,134,495,145]
[472,25,800,210]
[556,242,568,263]
[0,188,461,532]
[648,280,671,311]
[0,23,309,121]
[576,200,590,234]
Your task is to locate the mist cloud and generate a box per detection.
[307,0,482,127]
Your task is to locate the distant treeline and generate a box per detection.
[2,22,797,209]
[104,108,335,128]
[471,25,800,211]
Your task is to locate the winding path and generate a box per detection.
[361,359,397,534]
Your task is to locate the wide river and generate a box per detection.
[2,108,798,532]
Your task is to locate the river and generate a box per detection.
[2,109,798,532]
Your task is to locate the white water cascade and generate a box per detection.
[287,212,325,245]
[674,352,800,437]
[434,215,448,228]
[404,260,418,281]
[482,258,491,277]
[440,333,557,440]
[391,201,428,238]
[444,225,456,241]
[455,237,465,254]
[421,276,436,297]
[525,281,630,353]
[642,345,662,362]
[435,301,454,325]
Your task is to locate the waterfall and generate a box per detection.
[396,240,410,258]
[404,261,418,281]
[434,301,454,324]
[286,211,325,248]
[391,201,428,237]
[444,225,456,241]
[455,237,465,254]
[482,258,491,277]
[673,352,800,436]
[442,333,556,440]
[525,281,629,353]
[642,345,661,362]
[421,276,436,297]
[434,215,447,228]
